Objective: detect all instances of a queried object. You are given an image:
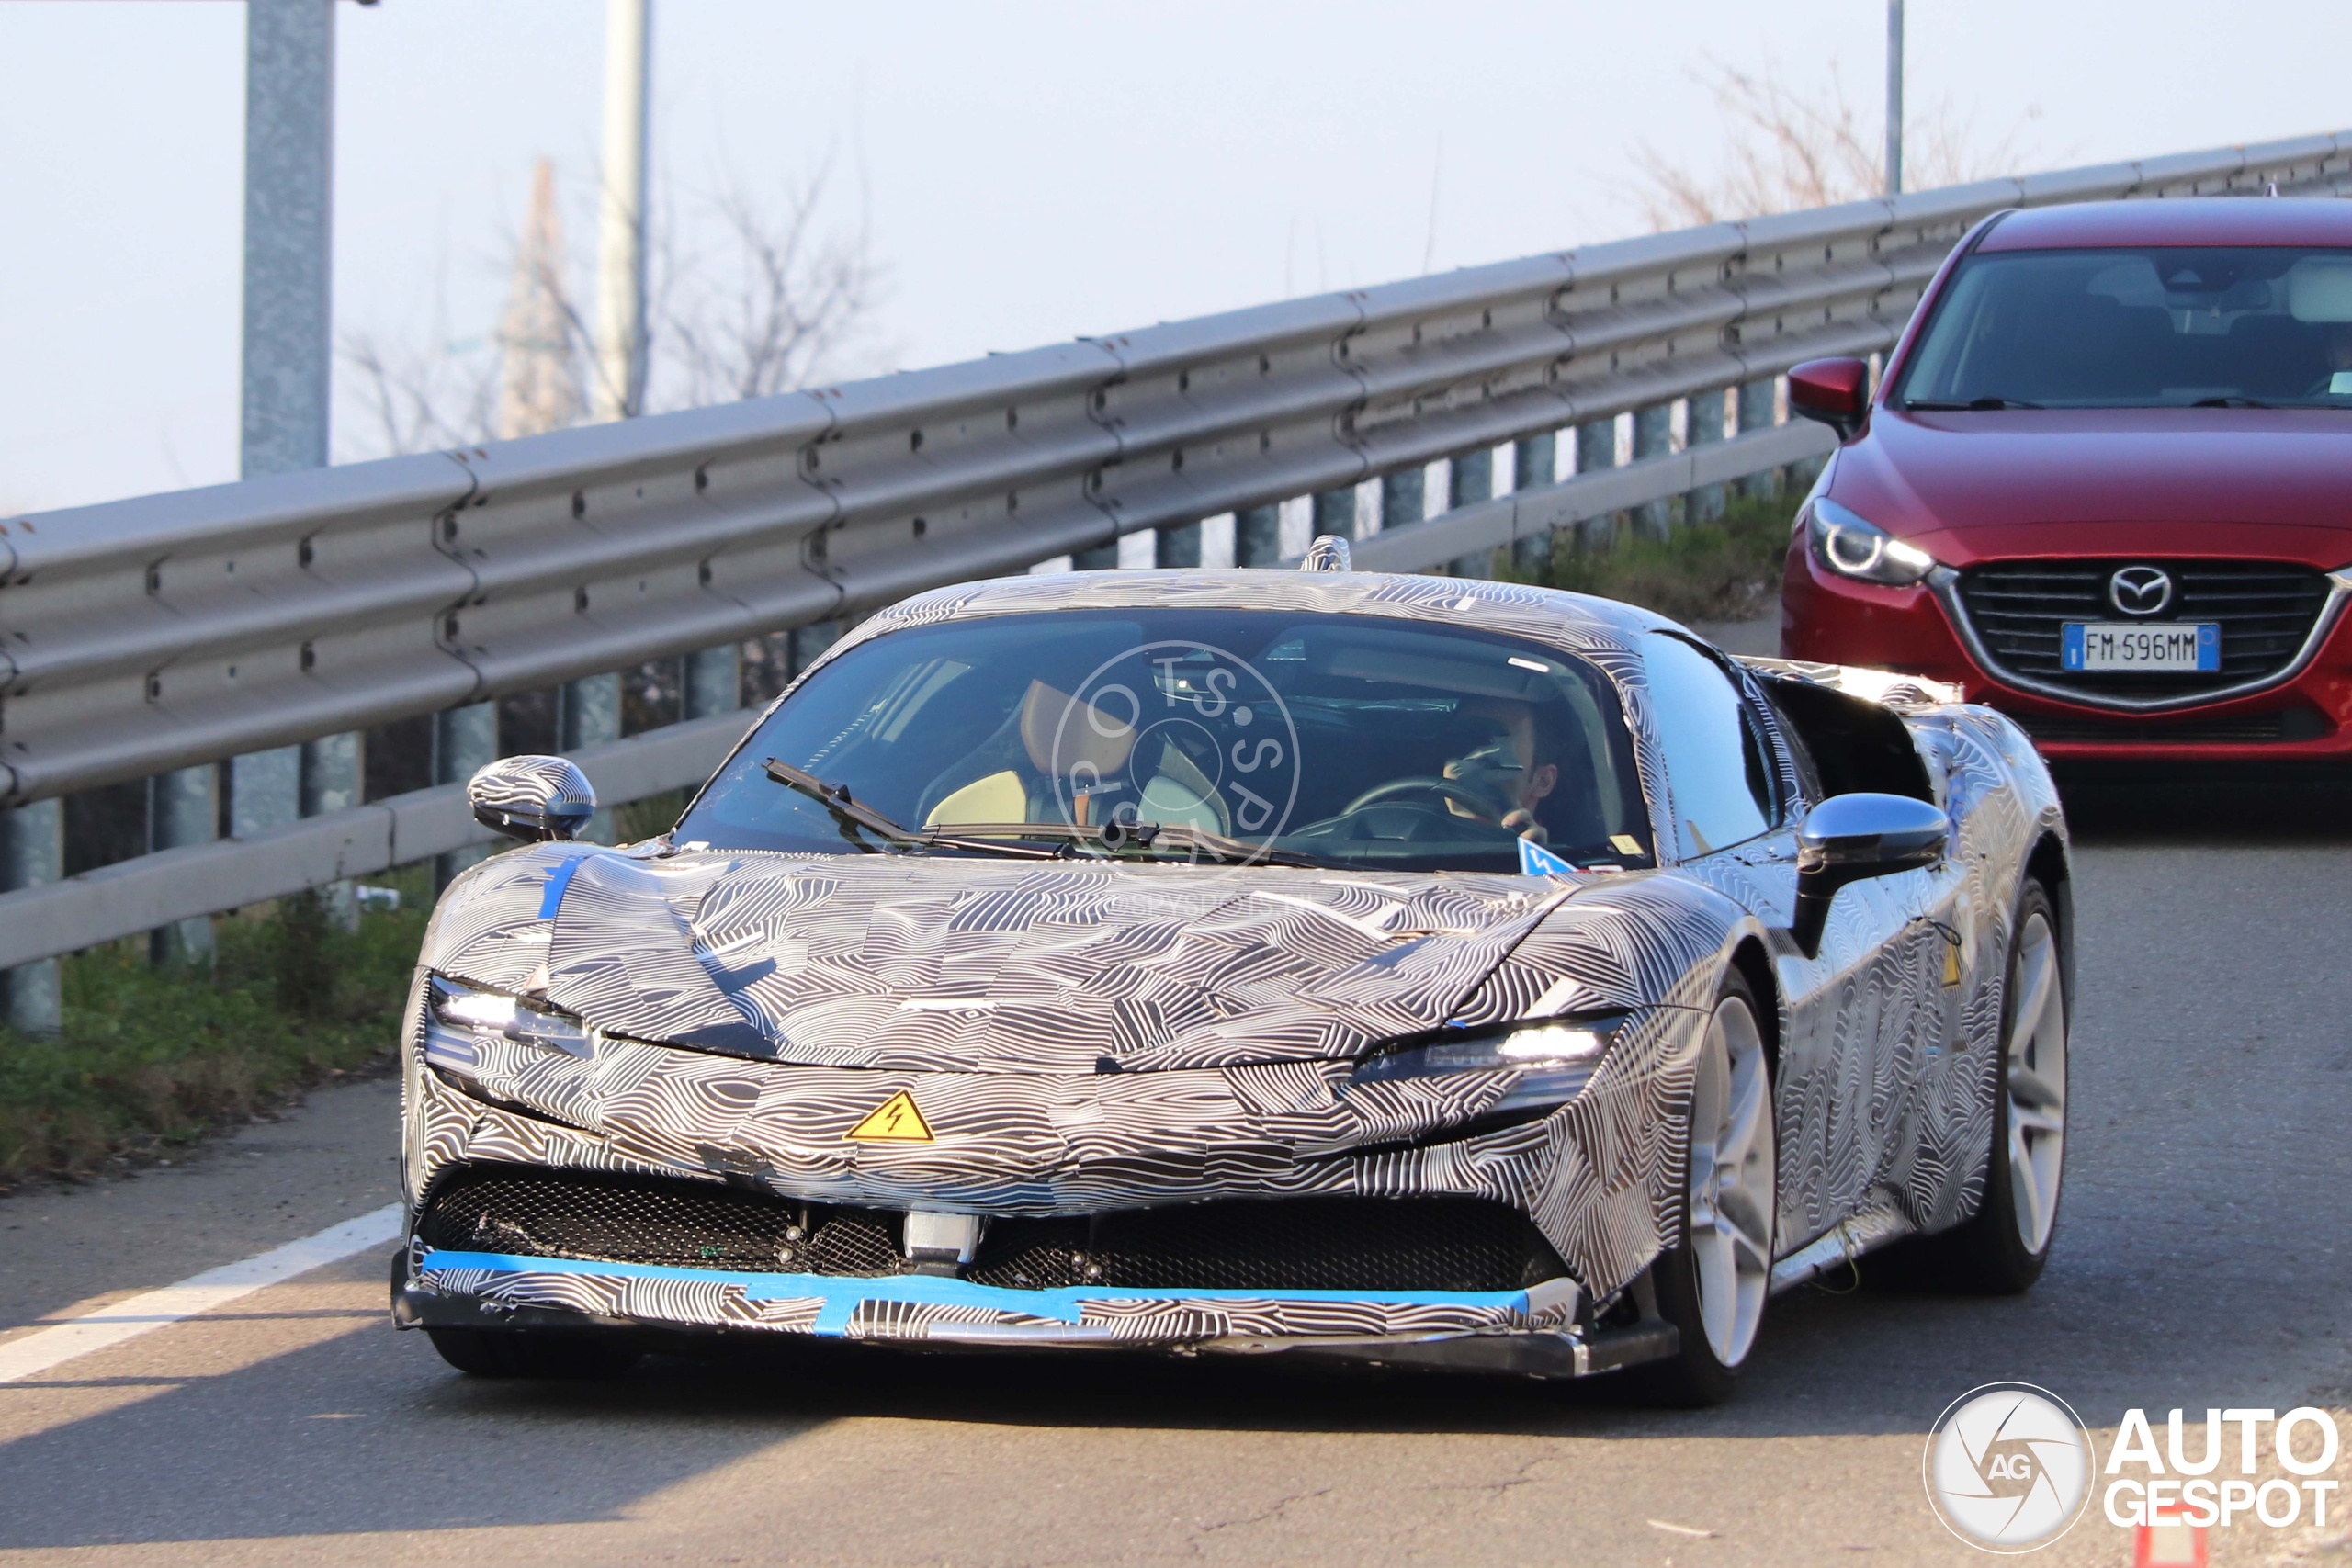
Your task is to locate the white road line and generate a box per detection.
[0,1203,403,1385]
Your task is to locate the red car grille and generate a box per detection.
[1954,559,2331,699]
[2012,705,2331,746]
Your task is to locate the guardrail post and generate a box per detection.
[1234,504,1282,568]
[1686,389,1728,523]
[231,748,301,843]
[433,703,498,887]
[300,733,361,929]
[2,801,64,1035]
[1380,468,1424,536]
[1155,521,1202,568]
[790,622,841,675]
[1737,379,1779,499]
[559,677,620,843]
[1574,421,1617,552]
[1447,447,1494,577]
[149,766,220,965]
[1312,488,1356,541]
[684,646,741,721]
[1510,432,1557,573]
[1633,403,1674,538]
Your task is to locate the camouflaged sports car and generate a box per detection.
[391,539,2074,1404]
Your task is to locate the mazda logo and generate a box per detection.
[2109,566,2173,617]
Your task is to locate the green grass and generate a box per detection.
[1494,487,1804,625]
[0,865,433,1189]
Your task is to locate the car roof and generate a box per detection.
[850,568,1673,661]
[1979,197,2352,252]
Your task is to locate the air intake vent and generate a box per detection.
[418,1165,1567,1292]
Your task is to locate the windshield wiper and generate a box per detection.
[760,760,1060,860]
[2190,395,2272,408]
[938,820,1337,869]
[1903,396,2043,410]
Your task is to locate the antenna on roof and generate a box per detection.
[1300,535,1352,571]
[2267,181,2281,197]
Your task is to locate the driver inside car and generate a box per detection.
[1439,700,1563,843]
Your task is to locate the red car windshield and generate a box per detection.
[1896,245,2352,410]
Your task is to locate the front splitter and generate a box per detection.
[392,1247,1675,1380]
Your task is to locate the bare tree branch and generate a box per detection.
[1619,58,2042,230]
[650,157,887,410]
[336,157,888,460]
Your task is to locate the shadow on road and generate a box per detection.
[2054,765,2352,842]
[0,1279,2087,1551]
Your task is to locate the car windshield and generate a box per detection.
[676,608,1653,874]
[1896,245,2352,410]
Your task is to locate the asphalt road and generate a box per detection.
[3,766,2350,1564]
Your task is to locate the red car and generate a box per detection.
[1780,198,2352,761]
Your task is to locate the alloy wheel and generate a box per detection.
[1687,994,1776,1368]
[2004,909,2067,1255]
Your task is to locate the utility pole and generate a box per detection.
[205,0,353,967]
[593,0,650,422]
[1884,0,1905,198]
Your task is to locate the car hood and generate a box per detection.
[423,844,1666,1075]
[1834,408,2352,566]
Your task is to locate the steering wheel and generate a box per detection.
[1340,776,1505,822]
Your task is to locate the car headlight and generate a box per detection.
[1348,1012,1627,1114]
[1809,496,1937,586]
[424,976,593,1072]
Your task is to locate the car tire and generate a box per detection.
[424,1326,641,1380]
[1623,966,1778,1408]
[1872,879,2067,1294]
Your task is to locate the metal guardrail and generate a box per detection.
[0,714,743,972]
[2,130,2347,975]
[8,130,2345,807]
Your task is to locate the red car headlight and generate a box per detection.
[1809,497,1939,587]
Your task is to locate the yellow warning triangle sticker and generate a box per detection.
[845,1089,934,1143]
[1941,942,1962,987]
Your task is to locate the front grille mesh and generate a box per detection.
[1954,559,2329,699]
[418,1164,1564,1292]
[967,1198,1560,1292]
[419,1165,900,1275]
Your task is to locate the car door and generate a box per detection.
[1638,632,1959,1256]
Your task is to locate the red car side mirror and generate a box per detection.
[1788,357,1871,441]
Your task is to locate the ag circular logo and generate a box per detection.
[1044,639,1301,873]
[1923,1382,2097,1552]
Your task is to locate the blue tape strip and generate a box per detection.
[536,855,587,919]
[421,1249,1532,1338]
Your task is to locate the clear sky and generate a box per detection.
[1,0,2344,514]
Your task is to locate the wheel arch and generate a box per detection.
[2024,830,2075,1026]
[1727,934,1782,1083]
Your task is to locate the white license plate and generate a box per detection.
[2061,622,2220,672]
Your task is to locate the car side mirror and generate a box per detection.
[468,755,596,843]
[1790,792,1948,957]
[1788,356,1871,442]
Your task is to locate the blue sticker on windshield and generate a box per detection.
[1517,837,1577,878]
